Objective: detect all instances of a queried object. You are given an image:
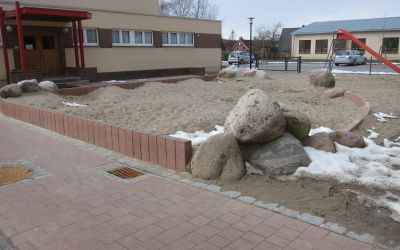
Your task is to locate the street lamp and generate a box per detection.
[248,17,255,69]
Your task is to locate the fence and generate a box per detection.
[257,57,302,73]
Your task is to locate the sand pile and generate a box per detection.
[10,76,361,135]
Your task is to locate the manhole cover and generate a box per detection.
[107,167,144,180]
[0,166,33,185]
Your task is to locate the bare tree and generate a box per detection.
[255,22,283,58]
[159,0,218,20]
[229,30,236,40]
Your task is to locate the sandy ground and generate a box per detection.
[9,73,400,247]
[11,74,360,135]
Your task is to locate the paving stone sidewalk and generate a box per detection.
[0,115,373,250]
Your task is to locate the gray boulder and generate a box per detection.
[191,132,245,181]
[17,79,39,93]
[329,130,366,148]
[0,84,23,98]
[310,71,335,88]
[39,81,58,93]
[302,132,337,153]
[225,89,286,143]
[283,109,311,140]
[240,133,311,175]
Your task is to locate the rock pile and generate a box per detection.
[191,89,312,181]
[191,87,368,182]
[0,79,58,99]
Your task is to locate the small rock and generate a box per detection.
[283,109,311,140]
[245,161,264,175]
[240,133,311,175]
[237,68,257,77]
[225,89,286,143]
[191,132,245,181]
[217,68,237,78]
[302,132,337,153]
[17,79,39,93]
[324,87,346,98]
[0,84,23,98]
[38,81,58,93]
[329,130,366,148]
[310,70,335,88]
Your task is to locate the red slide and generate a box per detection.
[336,29,400,73]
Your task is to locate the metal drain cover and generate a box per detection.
[0,166,33,185]
[108,167,144,180]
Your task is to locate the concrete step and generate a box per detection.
[42,76,82,84]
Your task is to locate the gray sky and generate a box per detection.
[213,0,400,39]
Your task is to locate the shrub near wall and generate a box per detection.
[0,99,192,172]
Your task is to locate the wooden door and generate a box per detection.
[24,32,60,76]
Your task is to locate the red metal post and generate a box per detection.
[77,20,85,68]
[336,29,400,73]
[15,1,27,71]
[72,21,80,68]
[0,8,10,81]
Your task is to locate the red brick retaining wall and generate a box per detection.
[0,100,192,172]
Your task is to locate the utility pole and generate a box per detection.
[248,17,255,69]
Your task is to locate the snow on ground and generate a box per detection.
[366,128,380,139]
[169,125,224,145]
[373,112,398,122]
[102,80,128,83]
[62,101,87,107]
[331,69,399,75]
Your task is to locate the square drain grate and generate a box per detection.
[107,167,144,180]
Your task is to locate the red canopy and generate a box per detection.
[5,6,92,22]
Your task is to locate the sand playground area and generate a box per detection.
[9,73,400,248]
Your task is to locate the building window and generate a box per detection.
[299,40,311,54]
[333,40,347,52]
[351,38,366,53]
[162,32,195,46]
[315,39,328,54]
[382,37,399,54]
[112,30,153,46]
[83,28,98,46]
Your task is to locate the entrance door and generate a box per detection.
[23,32,60,76]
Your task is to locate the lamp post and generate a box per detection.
[248,17,255,69]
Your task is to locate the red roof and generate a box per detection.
[5,7,92,22]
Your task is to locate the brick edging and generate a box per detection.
[0,100,192,172]
[343,92,371,132]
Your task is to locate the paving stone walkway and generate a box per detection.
[0,115,374,250]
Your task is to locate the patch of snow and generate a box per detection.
[62,101,87,107]
[309,127,334,136]
[395,136,400,142]
[169,125,224,145]
[373,112,398,123]
[384,139,400,148]
[366,129,380,139]
[331,69,399,75]
[103,80,127,83]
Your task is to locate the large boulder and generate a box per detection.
[39,81,58,93]
[240,133,311,175]
[302,132,337,153]
[191,132,245,181]
[282,109,311,140]
[324,87,346,98]
[310,70,335,88]
[329,130,366,148]
[0,84,23,98]
[225,89,286,143]
[17,79,39,93]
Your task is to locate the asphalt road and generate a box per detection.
[222,61,399,74]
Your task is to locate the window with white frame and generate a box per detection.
[162,32,194,46]
[83,28,98,46]
[112,30,153,46]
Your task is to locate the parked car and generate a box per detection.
[334,50,367,66]
[228,51,255,65]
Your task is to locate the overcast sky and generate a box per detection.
[213,0,400,39]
